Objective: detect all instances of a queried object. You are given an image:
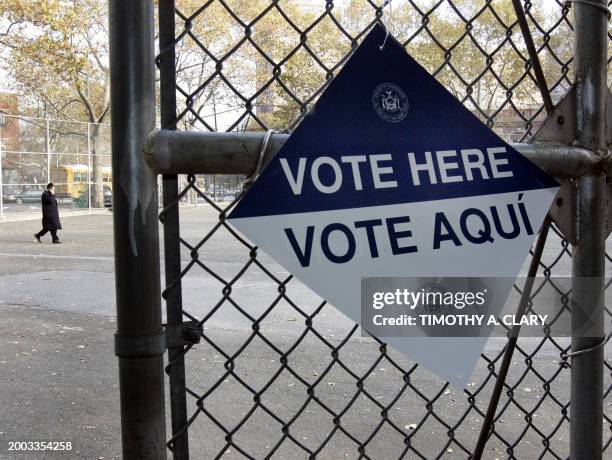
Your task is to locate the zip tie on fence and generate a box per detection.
[565,0,611,19]
[244,129,274,188]
[379,0,393,50]
[561,333,611,361]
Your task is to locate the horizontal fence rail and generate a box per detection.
[145,129,607,178]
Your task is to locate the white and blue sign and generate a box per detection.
[228,25,559,387]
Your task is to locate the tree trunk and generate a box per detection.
[90,123,105,208]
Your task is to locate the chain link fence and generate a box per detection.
[157,0,611,458]
[0,114,112,218]
[0,113,246,217]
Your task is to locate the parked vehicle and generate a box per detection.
[14,188,44,205]
[75,186,112,208]
[2,192,17,203]
[104,187,112,207]
[220,191,242,201]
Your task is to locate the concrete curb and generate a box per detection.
[0,209,112,223]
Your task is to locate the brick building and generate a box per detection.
[0,93,21,195]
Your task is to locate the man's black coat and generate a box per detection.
[41,190,62,230]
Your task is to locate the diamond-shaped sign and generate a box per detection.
[228,25,558,386]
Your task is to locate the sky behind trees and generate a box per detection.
[0,0,575,132]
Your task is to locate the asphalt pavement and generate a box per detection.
[0,206,610,459]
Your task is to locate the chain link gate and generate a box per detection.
[109,0,611,458]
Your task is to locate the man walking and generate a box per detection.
[34,183,62,244]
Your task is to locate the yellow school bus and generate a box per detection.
[52,164,112,197]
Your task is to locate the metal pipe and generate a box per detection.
[87,123,92,212]
[571,176,606,460]
[473,215,552,459]
[109,1,167,458]
[144,130,289,175]
[0,134,3,220]
[570,1,608,458]
[158,0,190,458]
[509,143,599,177]
[144,130,602,178]
[46,119,51,185]
[511,0,554,115]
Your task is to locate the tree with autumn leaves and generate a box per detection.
[168,0,572,132]
[1,0,573,174]
[1,0,109,205]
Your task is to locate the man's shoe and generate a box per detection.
[52,240,61,244]
[34,234,41,243]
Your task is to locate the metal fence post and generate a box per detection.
[158,0,190,457]
[46,119,51,185]
[0,136,3,219]
[109,1,166,458]
[87,122,92,212]
[571,1,608,459]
